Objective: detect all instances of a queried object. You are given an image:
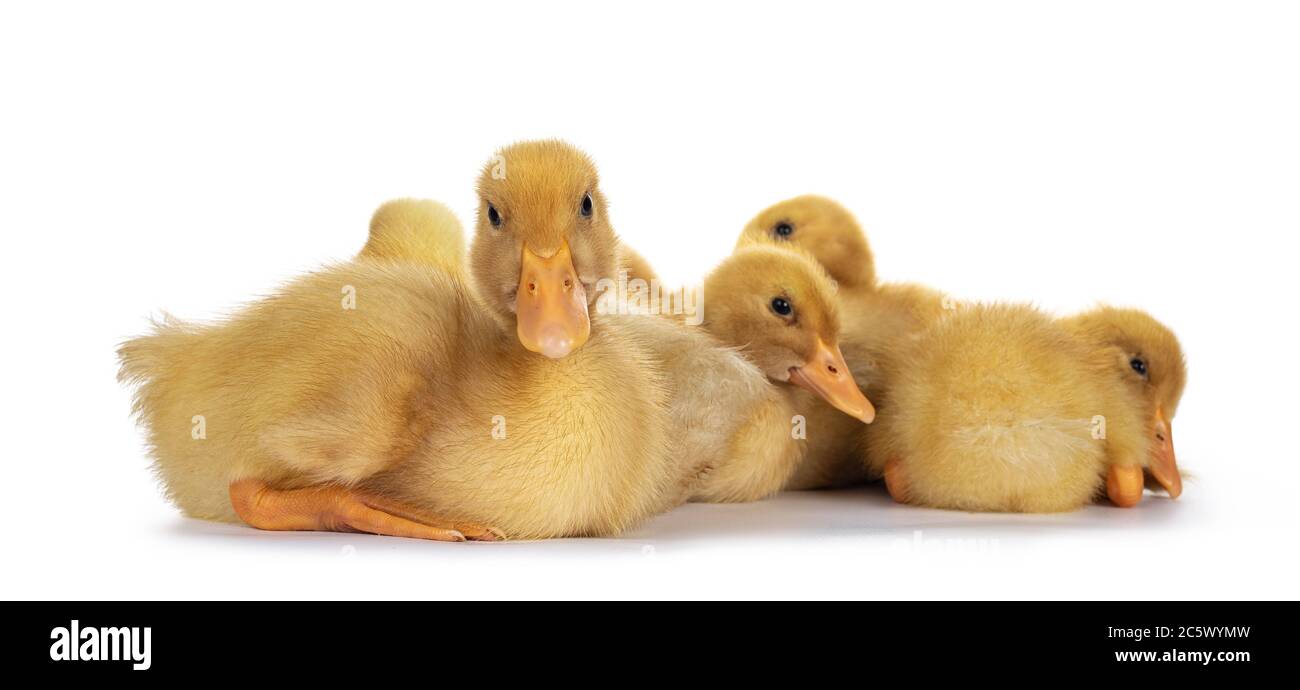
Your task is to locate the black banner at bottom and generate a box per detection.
[0,601,1289,679]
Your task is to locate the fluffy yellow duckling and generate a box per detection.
[119,141,685,541]
[870,303,1187,512]
[738,194,878,292]
[735,195,948,488]
[1062,306,1186,505]
[698,245,877,487]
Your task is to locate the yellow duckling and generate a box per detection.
[735,195,948,488]
[119,141,684,541]
[870,303,1186,512]
[1062,306,1186,506]
[738,194,878,291]
[698,245,877,489]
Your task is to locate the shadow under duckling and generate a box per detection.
[870,303,1186,512]
[119,140,684,541]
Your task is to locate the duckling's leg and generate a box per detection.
[883,458,910,504]
[229,479,503,542]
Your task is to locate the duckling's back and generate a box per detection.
[118,260,487,522]
[868,303,1113,512]
[612,314,800,505]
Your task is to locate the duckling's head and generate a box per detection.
[737,195,876,290]
[702,246,875,423]
[1068,306,1188,498]
[471,140,619,358]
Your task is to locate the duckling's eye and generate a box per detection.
[1130,357,1148,377]
[581,193,593,218]
[487,204,502,228]
[773,222,794,239]
[770,297,793,316]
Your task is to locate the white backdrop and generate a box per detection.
[2,0,1297,599]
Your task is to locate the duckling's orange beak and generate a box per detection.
[515,241,590,359]
[1148,405,1182,498]
[788,339,876,423]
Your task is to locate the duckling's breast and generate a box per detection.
[374,321,677,539]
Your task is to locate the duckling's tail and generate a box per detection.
[118,314,238,521]
[358,198,466,274]
[116,313,198,397]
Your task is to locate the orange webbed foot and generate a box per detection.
[229,479,504,542]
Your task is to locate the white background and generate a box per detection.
[2,1,1297,600]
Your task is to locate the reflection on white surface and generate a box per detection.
[69,481,1248,601]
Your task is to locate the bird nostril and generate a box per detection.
[1156,432,1167,442]
[528,281,537,294]
[563,277,573,289]
[827,364,838,375]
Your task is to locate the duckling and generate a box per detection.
[696,245,877,491]
[870,303,1187,512]
[738,194,878,292]
[458,140,829,505]
[119,141,685,541]
[735,195,949,488]
[1062,306,1186,505]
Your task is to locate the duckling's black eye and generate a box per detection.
[581,193,593,217]
[487,204,502,227]
[1130,357,1148,377]
[770,297,792,316]
[773,222,794,238]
